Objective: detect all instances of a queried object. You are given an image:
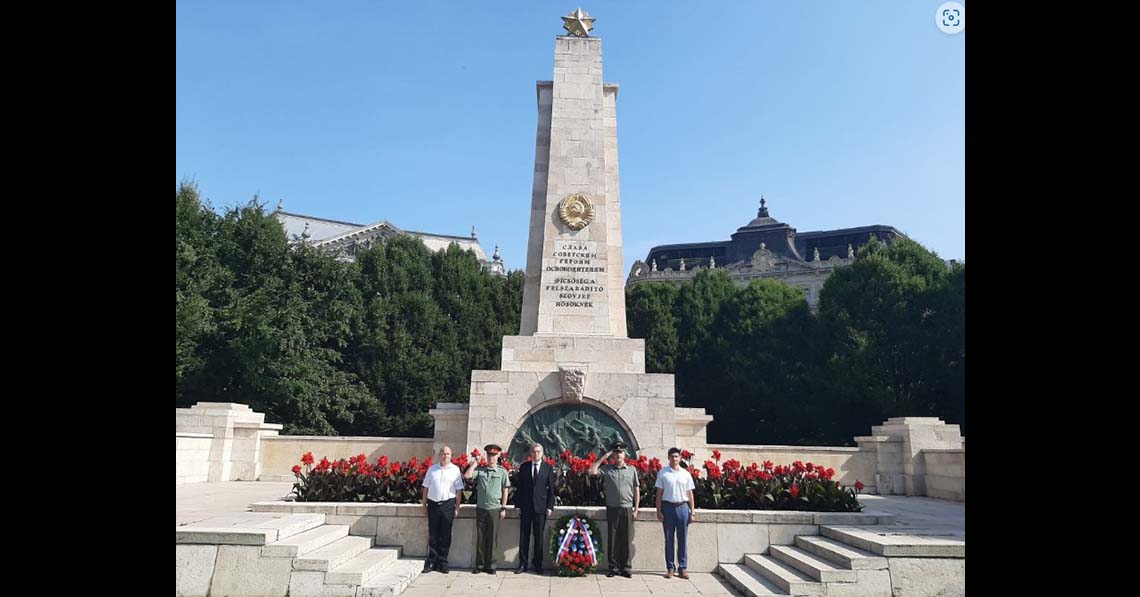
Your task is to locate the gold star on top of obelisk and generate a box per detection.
[562,8,595,37]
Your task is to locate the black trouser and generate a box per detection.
[475,508,500,570]
[518,510,547,570]
[426,498,456,569]
[606,506,633,573]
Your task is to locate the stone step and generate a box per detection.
[176,513,326,545]
[293,535,374,572]
[356,558,426,597]
[717,563,791,596]
[268,514,329,542]
[769,545,857,583]
[795,535,888,570]
[326,547,401,586]
[744,554,825,596]
[821,525,966,558]
[262,524,350,558]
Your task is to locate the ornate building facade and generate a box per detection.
[275,205,506,276]
[625,198,902,307]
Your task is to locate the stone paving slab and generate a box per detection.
[402,571,742,596]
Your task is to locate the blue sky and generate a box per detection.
[177,1,965,273]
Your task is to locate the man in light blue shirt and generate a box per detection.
[654,447,696,579]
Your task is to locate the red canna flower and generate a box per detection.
[789,484,800,498]
[472,448,481,457]
[711,449,722,461]
[301,452,314,465]
[292,465,302,475]
[378,455,389,468]
[408,473,419,485]
[762,460,773,470]
[855,480,865,491]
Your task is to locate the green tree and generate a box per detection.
[672,269,739,417]
[816,236,964,440]
[626,282,679,373]
[710,279,823,444]
[175,181,227,404]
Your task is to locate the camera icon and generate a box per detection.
[936,2,965,35]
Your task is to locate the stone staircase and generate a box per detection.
[176,513,425,597]
[718,531,892,596]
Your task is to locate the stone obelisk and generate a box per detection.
[430,11,711,464]
[518,17,625,337]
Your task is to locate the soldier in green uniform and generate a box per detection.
[588,440,640,578]
[464,443,511,574]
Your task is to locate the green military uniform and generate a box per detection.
[473,464,510,571]
[599,462,639,574]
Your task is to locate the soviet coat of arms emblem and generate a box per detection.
[558,193,595,231]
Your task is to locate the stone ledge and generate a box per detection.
[176,513,325,546]
[820,525,965,558]
[249,501,889,526]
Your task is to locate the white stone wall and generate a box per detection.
[177,433,212,485]
[259,436,436,481]
[500,335,645,374]
[923,449,965,502]
[176,402,283,483]
[249,502,894,573]
[461,334,677,458]
[429,403,471,456]
[674,407,714,448]
[856,417,963,499]
[700,444,878,492]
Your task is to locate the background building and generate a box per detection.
[275,204,506,276]
[626,198,902,307]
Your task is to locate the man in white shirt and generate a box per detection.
[421,445,466,573]
[654,447,696,579]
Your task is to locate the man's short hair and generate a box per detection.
[530,443,543,450]
[667,447,682,457]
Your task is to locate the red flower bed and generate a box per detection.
[290,449,864,511]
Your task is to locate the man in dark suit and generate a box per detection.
[513,443,557,575]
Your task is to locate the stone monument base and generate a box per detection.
[430,335,704,459]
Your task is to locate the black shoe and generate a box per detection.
[606,570,616,578]
[515,566,527,574]
[532,567,544,575]
[438,567,450,574]
[620,570,633,578]
[422,561,434,573]
[486,568,496,575]
[472,568,481,574]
